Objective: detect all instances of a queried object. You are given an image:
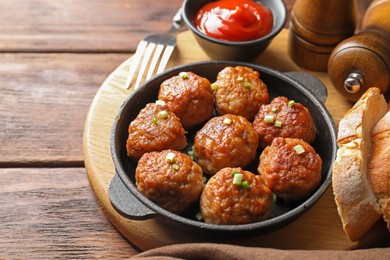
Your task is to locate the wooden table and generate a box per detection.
[0,0,384,259]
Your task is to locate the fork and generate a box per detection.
[125,8,183,89]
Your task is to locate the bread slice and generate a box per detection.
[369,105,390,231]
[332,87,388,242]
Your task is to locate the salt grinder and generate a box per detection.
[328,0,390,102]
[288,0,357,72]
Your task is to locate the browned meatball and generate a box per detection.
[194,114,259,175]
[212,66,269,121]
[253,96,316,149]
[136,149,204,214]
[158,71,214,129]
[200,167,272,224]
[258,137,322,201]
[126,102,187,159]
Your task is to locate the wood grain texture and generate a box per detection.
[0,0,182,52]
[83,29,390,251]
[0,168,139,259]
[0,53,128,166]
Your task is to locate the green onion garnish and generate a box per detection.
[223,118,232,125]
[288,100,295,107]
[272,193,277,203]
[195,211,203,221]
[188,146,196,161]
[171,164,179,170]
[242,180,250,189]
[274,121,282,127]
[165,152,176,163]
[294,144,305,154]
[231,169,240,175]
[271,107,277,112]
[152,117,158,125]
[211,83,218,90]
[233,173,243,185]
[179,72,188,79]
[159,110,168,119]
[264,115,275,123]
[244,81,252,88]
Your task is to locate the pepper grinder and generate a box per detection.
[288,0,357,71]
[328,0,390,102]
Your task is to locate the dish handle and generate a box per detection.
[284,72,328,103]
[108,173,157,220]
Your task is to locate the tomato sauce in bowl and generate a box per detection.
[195,0,273,42]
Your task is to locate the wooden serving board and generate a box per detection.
[83,29,388,251]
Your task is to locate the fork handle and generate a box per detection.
[168,8,183,34]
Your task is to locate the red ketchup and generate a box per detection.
[195,0,273,42]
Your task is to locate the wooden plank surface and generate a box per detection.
[0,167,140,258]
[0,53,128,166]
[0,0,183,52]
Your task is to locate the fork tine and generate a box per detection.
[145,44,164,81]
[157,45,175,74]
[134,43,156,90]
[126,40,147,89]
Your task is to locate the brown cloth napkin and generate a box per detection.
[130,243,390,260]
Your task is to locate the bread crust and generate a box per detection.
[369,106,390,232]
[332,87,388,242]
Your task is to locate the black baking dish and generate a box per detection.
[108,60,337,235]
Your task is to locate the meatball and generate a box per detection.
[158,71,214,129]
[136,149,204,214]
[194,114,259,175]
[212,66,269,121]
[200,167,272,224]
[126,102,187,159]
[253,96,316,149]
[258,137,322,201]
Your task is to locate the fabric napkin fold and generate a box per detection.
[130,243,390,260]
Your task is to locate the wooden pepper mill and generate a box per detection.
[288,0,357,71]
[328,0,390,102]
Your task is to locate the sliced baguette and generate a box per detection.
[369,105,390,231]
[332,87,388,242]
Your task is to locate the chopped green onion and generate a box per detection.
[151,117,158,125]
[244,81,252,88]
[155,100,166,106]
[271,107,277,112]
[223,118,232,125]
[272,193,277,203]
[179,72,188,79]
[195,211,203,221]
[274,121,282,127]
[188,146,196,161]
[211,83,218,90]
[231,169,240,175]
[294,144,305,154]
[158,110,168,119]
[171,164,179,170]
[165,152,176,163]
[202,176,207,184]
[233,173,243,185]
[237,76,244,81]
[288,100,295,107]
[264,115,275,123]
[242,180,250,189]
